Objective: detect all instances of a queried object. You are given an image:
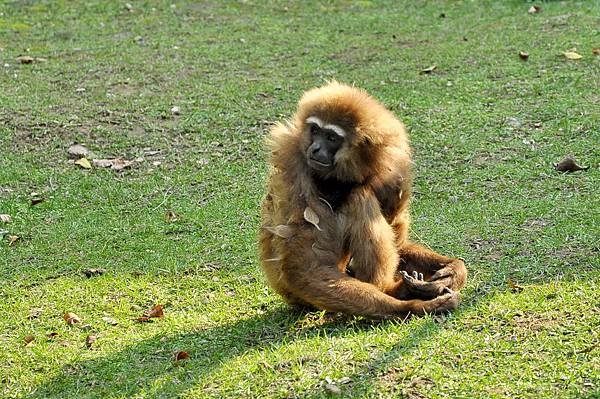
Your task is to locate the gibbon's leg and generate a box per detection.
[392,242,467,300]
[280,237,459,318]
[342,187,399,293]
[272,215,460,318]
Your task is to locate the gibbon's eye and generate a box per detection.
[310,124,319,135]
[327,133,338,142]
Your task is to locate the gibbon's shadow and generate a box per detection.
[28,301,479,399]
[27,269,596,398]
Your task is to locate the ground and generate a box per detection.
[0,1,598,398]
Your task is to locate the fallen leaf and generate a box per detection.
[47,332,59,339]
[174,350,190,362]
[24,335,35,346]
[85,334,97,349]
[554,156,589,172]
[28,308,43,320]
[324,383,341,395]
[420,65,436,74]
[63,312,82,325]
[593,48,600,56]
[136,316,152,323]
[264,224,294,238]
[519,51,529,60]
[165,210,178,223]
[30,192,44,206]
[102,316,118,326]
[409,376,435,387]
[304,207,322,231]
[74,157,92,169]
[67,143,89,159]
[564,51,582,60]
[16,55,34,64]
[507,278,524,293]
[576,344,597,354]
[92,158,134,170]
[171,106,181,115]
[7,235,19,246]
[0,214,11,223]
[125,3,133,12]
[146,304,164,318]
[528,5,540,14]
[82,268,106,278]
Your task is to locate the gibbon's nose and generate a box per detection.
[311,143,321,154]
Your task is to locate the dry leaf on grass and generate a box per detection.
[593,48,600,56]
[174,350,190,362]
[137,304,164,322]
[28,308,42,320]
[420,65,436,74]
[165,210,178,223]
[528,6,541,14]
[147,304,164,318]
[304,207,322,231]
[519,51,529,60]
[102,316,118,326]
[63,312,82,325]
[82,268,106,278]
[85,334,97,349]
[24,335,35,346]
[30,192,44,205]
[324,383,341,395]
[74,157,92,169]
[92,158,134,170]
[171,106,181,115]
[554,156,589,172]
[0,214,11,223]
[47,332,59,340]
[7,235,20,246]
[507,278,524,293]
[16,56,34,64]
[564,51,582,60]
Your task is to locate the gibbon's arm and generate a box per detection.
[278,225,458,318]
[341,186,399,292]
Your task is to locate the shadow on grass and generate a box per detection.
[29,297,485,399]
[25,261,599,398]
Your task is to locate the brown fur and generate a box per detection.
[259,82,467,318]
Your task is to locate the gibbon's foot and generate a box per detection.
[400,270,449,300]
[422,289,459,314]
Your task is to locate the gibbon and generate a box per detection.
[259,82,467,318]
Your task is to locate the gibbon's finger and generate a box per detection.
[431,266,453,281]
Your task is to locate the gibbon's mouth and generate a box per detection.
[308,157,332,169]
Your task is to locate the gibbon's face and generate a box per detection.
[304,116,346,172]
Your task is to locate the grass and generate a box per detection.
[1,0,599,398]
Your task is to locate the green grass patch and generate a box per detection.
[1,1,598,398]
